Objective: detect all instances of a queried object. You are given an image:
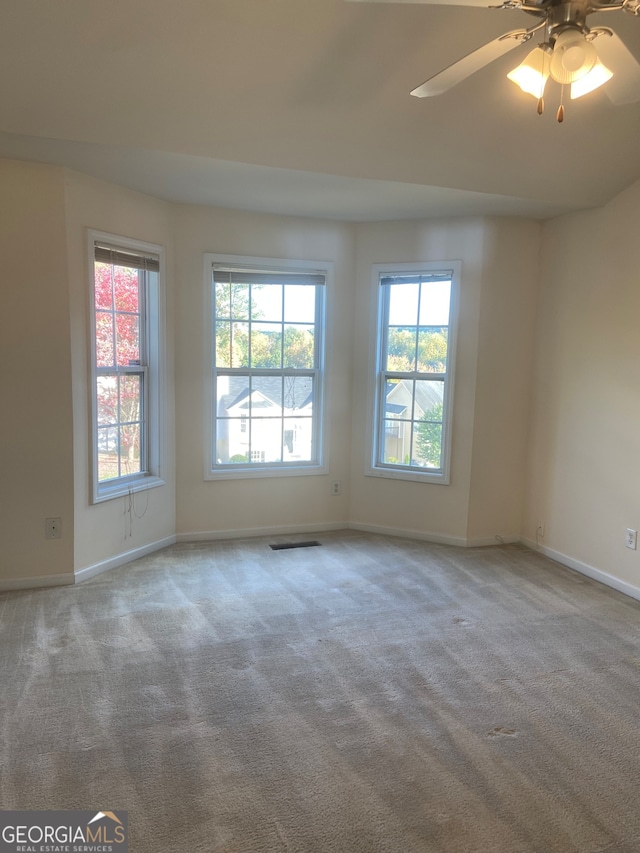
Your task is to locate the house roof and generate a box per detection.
[386,379,443,417]
[218,376,314,415]
[0,0,638,221]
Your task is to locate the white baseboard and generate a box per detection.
[521,538,640,603]
[0,573,74,592]
[465,534,521,547]
[74,535,177,584]
[348,521,520,548]
[348,521,467,546]
[9,523,637,607]
[176,521,347,543]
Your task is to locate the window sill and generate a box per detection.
[365,466,450,485]
[205,462,327,481]
[93,474,166,504]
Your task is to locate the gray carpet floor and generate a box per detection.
[2,530,640,852]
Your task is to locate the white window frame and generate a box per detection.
[204,254,330,480]
[366,261,460,485]
[88,230,166,503]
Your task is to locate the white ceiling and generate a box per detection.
[1,0,639,221]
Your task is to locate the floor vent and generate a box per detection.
[269,540,321,551]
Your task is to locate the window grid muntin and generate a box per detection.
[93,251,153,489]
[376,273,451,473]
[215,368,319,468]
[212,272,324,472]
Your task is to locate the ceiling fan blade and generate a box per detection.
[594,29,640,104]
[347,0,493,7]
[410,30,527,96]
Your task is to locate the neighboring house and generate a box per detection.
[384,379,443,466]
[216,376,313,464]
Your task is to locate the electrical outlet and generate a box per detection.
[45,517,62,540]
[625,528,637,550]
[331,480,341,496]
[537,522,545,538]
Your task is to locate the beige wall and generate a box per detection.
[0,160,74,583]
[466,217,540,542]
[4,151,640,598]
[172,204,355,537]
[349,218,484,542]
[64,171,176,573]
[524,178,640,592]
[349,217,539,545]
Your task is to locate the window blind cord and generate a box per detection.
[123,487,150,539]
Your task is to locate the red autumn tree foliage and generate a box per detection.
[94,262,143,479]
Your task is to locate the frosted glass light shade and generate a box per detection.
[570,58,613,98]
[507,47,550,98]
[550,29,597,84]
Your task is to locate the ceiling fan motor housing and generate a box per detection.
[549,26,598,80]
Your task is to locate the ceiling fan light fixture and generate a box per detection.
[507,47,550,98]
[570,58,613,98]
[549,29,597,84]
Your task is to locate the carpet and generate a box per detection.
[2,531,640,852]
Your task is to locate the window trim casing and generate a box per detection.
[365,261,461,485]
[88,230,166,504]
[204,253,331,480]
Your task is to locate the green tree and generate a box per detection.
[215,283,252,367]
[417,329,447,373]
[387,328,415,372]
[386,327,448,373]
[215,282,316,370]
[283,326,314,368]
[414,402,443,468]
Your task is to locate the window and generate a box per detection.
[89,233,165,502]
[207,255,328,478]
[369,263,459,483]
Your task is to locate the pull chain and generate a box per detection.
[557,83,565,123]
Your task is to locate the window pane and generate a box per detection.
[215,320,232,367]
[216,419,249,464]
[116,313,140,366]
[283,325,314,369]
[283,416,313,461]
[381,421,410,465]
[283,375,313,413]
[96,376,117,426]
[250,418,283,463]
[215,282,231,318]
[388,283,419,326]
[412,421,442,469]
[120,374,142,425]
[230,323,249,368]
[113,267,140,313]
[284,285,315,323]
[232,284,250,320]
[419,280,451,326]
[417,327,448,373]
[94,263,113,310]
[98,426,119,481]
[251,324,281,369]
[251,376,282,416]
[252,284,282,322]
[119,423,142,476]
[216,375,249,416]
[95,312,115,367]
[386,327,416,372]
[412,380,444,469]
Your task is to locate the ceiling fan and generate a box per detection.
[348,0,640,120]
